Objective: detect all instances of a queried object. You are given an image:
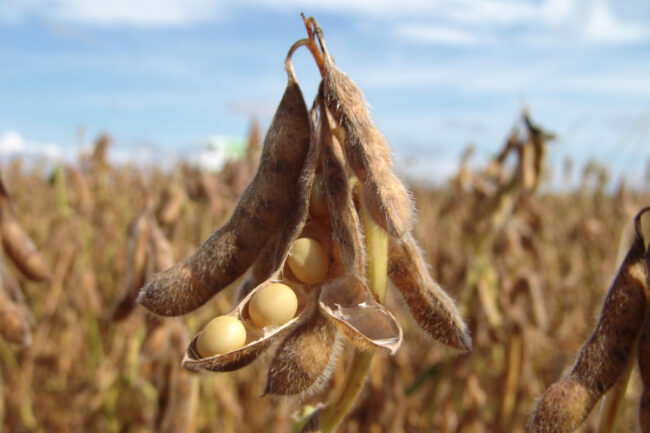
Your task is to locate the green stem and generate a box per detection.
[319,198,387,433]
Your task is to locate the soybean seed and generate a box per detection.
[287,238,329,284]
[197,316,247,357]
[249,283,298,328]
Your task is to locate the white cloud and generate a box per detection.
[0,130,63,160]
[1,0,223,27]
[584,0,648,43]
[0,131,25,152]
[2,0,648,47]
[395,24,485,46]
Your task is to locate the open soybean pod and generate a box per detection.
[319,274,403,354]
[0,175,51,282]
[138,65,312,317]
[388,234,471,351]
[314,30,413,238]
[636,206,650,432]
[182,279,313,372]
[528,207,650,433]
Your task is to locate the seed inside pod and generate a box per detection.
[249,283,298,328]
[196,316,247,357]
[287,238,329,284]
[309,176,329,218]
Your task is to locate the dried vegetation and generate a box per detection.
[1,18,650,433]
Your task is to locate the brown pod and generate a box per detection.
[0,180,51,282]
[235,120,320,304]
[529,209,649,433]
[156,182,185,227]
[182,280,313,373]
[388,234,471,351]
[248,115,320,286]
[112,213,151,322]
[317,42,412,237]
[0,285,30,346]
[320,100,365,277]
[138,74,312,316]
[527,377,598,433]
[637,206,650,432]
[148,216,175,272]
[265,307,338,395]
[319,274,402,354]
[0,217,51,282]
[640,314,650,432]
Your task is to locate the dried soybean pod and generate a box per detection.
[265,307,338,395]
[320,97,365,277]
[0,281,30,346]
[637,206,650,432]
[148,216,175,272]
[234,118,319,304]
[112,213,151,322]
[319,274,402,354]
[138,71,312,316]
[640,315,650,432]
[0,177,51,282]
[528,209,649,433]
[388,234,471,351]
[182,281,313,373]
[315,31,412,238]
[156,182,185,227]
[248,110,320,287]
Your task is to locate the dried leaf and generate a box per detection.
[388,234,471,351]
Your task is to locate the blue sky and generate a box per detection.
[1,0,649,186]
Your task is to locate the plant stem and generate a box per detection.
[300,13,326,78]
[319,198,388,433]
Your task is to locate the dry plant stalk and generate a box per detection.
[108,202,199,433]
[137,15,470,433]
[0,173,51,348]
[0,174,51,282]
[528,207,650,433]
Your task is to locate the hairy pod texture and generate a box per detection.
[529,209,650,433]
[319,44,413,238]
[640,314,650,432]
[388,234,471,351]
[138,76,312,316]
[320,104,365,277]
[265,307,338,396]
[638,207,650,432]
